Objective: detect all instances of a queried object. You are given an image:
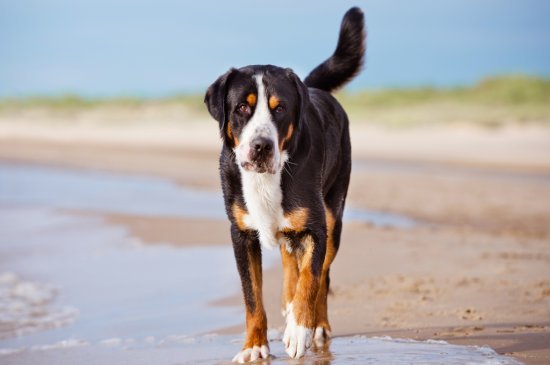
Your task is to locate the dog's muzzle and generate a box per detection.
[240,137,276,174]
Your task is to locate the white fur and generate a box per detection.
[240,167,287,249]
[232,344,269,363]
[282,303,313,359]
[314,326,331,346]
[236,74,291,250]
[235,74,281,171]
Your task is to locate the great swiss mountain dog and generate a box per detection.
[204,7,365,362]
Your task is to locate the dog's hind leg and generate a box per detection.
[315,139,351,345]
[231,226,270,363]
[313,207,340,345]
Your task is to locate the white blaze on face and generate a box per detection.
[237,74,289,250]
[235,74,280,173]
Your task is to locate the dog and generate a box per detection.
[204,7,365,362]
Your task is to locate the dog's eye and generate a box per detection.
[236,104,251,115]
[274,105,285,113]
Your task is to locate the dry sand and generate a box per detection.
[0,115,549,364]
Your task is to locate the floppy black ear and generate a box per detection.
[204,68,237,134]
[285,68,310,129]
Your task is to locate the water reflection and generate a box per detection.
[0,163,416,228]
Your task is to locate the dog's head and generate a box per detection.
[205,65,309,174]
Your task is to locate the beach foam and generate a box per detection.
[0,272,78,340]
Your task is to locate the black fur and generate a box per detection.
[204,68,237,138]
[304,7,366,93]
[204,7,365,355]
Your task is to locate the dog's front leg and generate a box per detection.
[283,233,325,359]
[230,225,269,363]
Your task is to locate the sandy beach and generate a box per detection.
[0,106,549,364]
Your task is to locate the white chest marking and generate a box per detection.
[240,167,288,249]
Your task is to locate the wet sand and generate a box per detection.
[0,334,525,365]
[1,121,549,364]
[0,164,527,365]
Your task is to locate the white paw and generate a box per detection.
[232,345,269,363]
[314,326,331,346]
[282,303,313,358]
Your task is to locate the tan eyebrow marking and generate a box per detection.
[247,93,257,106]
[268,95,280,110]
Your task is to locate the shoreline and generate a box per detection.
[1,125,549,364]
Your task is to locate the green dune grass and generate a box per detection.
[1,75,549,128]
[336,75,550,127]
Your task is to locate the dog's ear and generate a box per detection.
[204,68,237,134]
[285,68,310,129]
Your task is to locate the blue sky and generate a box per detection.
[1,0,549,97]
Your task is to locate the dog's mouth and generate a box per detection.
[240,161,277,174]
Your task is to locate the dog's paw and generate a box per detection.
[313,325,332,346]
[232,344,269,363]
[282,304,313,358]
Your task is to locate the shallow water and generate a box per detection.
[0,163,416,228]
[1,333,522,365]
[0,163,521,364]
[0,206,241,348]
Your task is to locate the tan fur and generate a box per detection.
[236,201,334,334]
[243,248,267,348]
[279,207,337,333]
[280,244,299,311]
[279,123,294,152]
[291,236,320,327]
[282,206,308,233]
[247,93,257,106]
[227,122,239,147]
[231,202,249,231]
[268,95,280,110]
[315,207,337,333]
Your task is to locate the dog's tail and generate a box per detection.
[304,7,365,93]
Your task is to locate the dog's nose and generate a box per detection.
[251,137,273,155]
[249,137,274,165]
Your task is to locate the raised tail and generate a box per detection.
[304,7,366,93]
